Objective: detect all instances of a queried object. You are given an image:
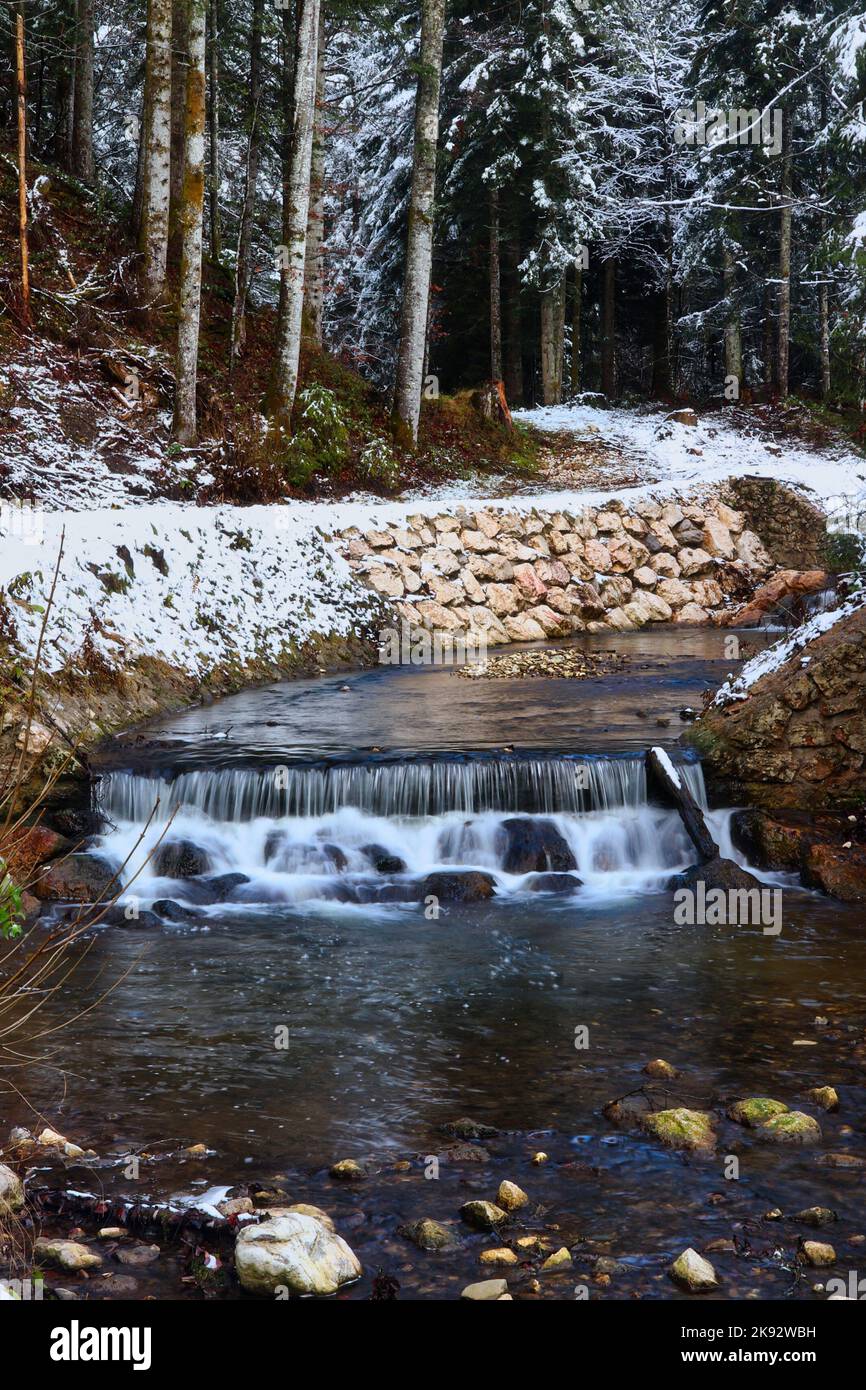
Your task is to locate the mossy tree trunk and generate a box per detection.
[230,0,264,371]
[172,0,206,445]
[302,5,327,350]
[140,0,173,304]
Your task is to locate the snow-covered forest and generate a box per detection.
[2,0,866,448]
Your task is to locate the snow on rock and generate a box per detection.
[650,746,682,789]
[713,595,866,707]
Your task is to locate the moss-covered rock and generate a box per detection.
[460,1200,508,1231]
[758,1111,822,1146]
[642,1107,716,1153]
[727,1097,789,1128]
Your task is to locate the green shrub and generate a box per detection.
[358,437,402,491]
[284,385,350,486]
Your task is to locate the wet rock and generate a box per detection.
[480,1248,518,1268]
[34,1239,101,1273]
[497,1180,528,1212]
[594,1255,628,1275]
[758,1112,822,1146]
[279,1204,335,1229]
[461,1278,508,1300]
[603,1093,654,1125]
[115,1243,160,1266]
[36,1127,85,1158]
[818,1153,866,1170]
[730,809,807,871]
[460,1200,508,1231]
[794,1207,837,1228]
[665,856,763,893]
[727,1098,788,1128]
[643,1059,678,1080]
[801,842,866,904]
[670,1247,718,1292]
[151,898,202,924]
[497,817,576,874]
[641,1108,716,1153]
[442,1118,498,1140]
[399,1218,460,1251]
[360,844,407,874]
[217,1197,255,1218]
[419,871,497,903]
[439,1142,491,1163]
[94,1274,139,1296]
[33,853,116,904]
[152,839,211,878]
[182,872,250,904]
[330,1159,365,1180]
[234,1213,362,1296]
[723,569,828,626]
[0,1163,24,1215]
[802,1241,836,1267]
[525,872,582,894]
[541,1247,572,1272]
[806,1086,839,1112]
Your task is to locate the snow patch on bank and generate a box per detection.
[713,595,865,706]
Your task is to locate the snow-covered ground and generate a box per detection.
[515,401,866,530]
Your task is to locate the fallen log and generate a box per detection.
[646,747,717,863]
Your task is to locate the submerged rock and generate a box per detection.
[758,1111,822,1146]
[793,1207,837,1228]
[670,1247,718,1292]
[525,872,582,893]
[360,844,407,874]
[802,1240,836,1267]
[151,898,202,924]
[496,818,576,874]
[806,1085,839,1112]
[643,1058,678,1080]
[34,1239,101,1272]
[642,1108,716,1153]
[234,1213,361,1296]
[399,1218,460,1251]
[419,871,497,903]
[727,1097,788,1128]
[329,1159,365,1181]
[460,1200,508,1231]
[442,1117,498,1140]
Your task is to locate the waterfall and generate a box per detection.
[96,752,706,825]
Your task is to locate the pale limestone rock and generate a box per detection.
[595,511,623,533]
[736,530,772,568]
[523,516,545,536]
[569,515,597,540]
[0,1163,24,1215]
[623,590,673,625]
[461,529,495,553]
[434,515,461,532]
[367,567,404,599]
[599,576,633,606]
[365,529,393,548]
[426,548,462,577]
[548,531,570,555]
[527,605,571,636]
[392,528,423,551]
[416,601,465,633]
[428,578,464,606]
[504,614,546,641]
[584,538,613,573]
[714,501,745,534]
[474,510,501,538]
[461,568,486,603]
[466,608,509,644]
[545,588,574,615]
[497,536,538,563]
[608,535,650,572]
[461,1278,508,1300]
[690,578,724,608]
[655,578,694,608]
[662,503,684,527]
[346,538,369,560]
[649,552,681,578]
[437,530,464,552]
[606,607,636,632]
[648,520,679,549]
[497,1180,529,1211]
[677,547,714,577]
[622,514,648,536]
[235,1213,361,1296]
[34,1239,101,1273]
[535,558,570,587]
[633,566,658,588]
[670,1247,718,1292]
[675,602,710,624]
[469,553,514,582]
[485,583,521,617]
[702,517,735,559]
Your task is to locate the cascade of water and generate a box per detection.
[96,752,707,825]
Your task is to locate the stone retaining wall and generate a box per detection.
[339,496,774,645]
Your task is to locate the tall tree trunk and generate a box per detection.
[392,0,446,446]
[570,261,582,396]
[55,0,75,170]
[169,0,190,266]
[777,104,793,398]
[71,0,95,183]
[172,0,207,445]
[600,257,616,397]
[651,284,673,399]
[276,9,296,334]
[762,280,775,394]
[489,185,503,382]
[207,0,221,264]
[818,80,831,399]
[540,278,565,406]
[15,6,30,326]
[269,0,322,428]
[230,0,264,371]
[722,245,742,396]
[502,235,523,407]
[140,0,173,303]
[302,6,327,350]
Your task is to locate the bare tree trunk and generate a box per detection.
[651,284,673,399]
[600,257,616,397]
[302,6,327,350]
[503,235,523,407]
[15,7,30,326]
[489,185,503,382]
[169,0,189,266]
[763,280,775,395]
[230,0,264,371]
[777,104,792,398]
[207,0,222,264]
[570,262,582,396]
[269,0,322,428]
[140,0,173,303]
[392,0,446,446]
[55,0,75,171]
[540,278,565,405]
[172,0,207,445]
[71,0,95,183]
[722,245,741,395]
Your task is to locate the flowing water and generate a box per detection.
[10,631,866,1301]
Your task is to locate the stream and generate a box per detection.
[11,629,866,1301]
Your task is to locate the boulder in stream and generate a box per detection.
[419,871,497,903]
[665,856,762,892]
[0,1162,24,1216]
[33,852,116,903]
[234,1213,361,1296]
[525,872,582,893]
[757,1111,822,1146]
[670,1247,718,1292]
[727,1097,788,1128]
[152,839,211,878]
[496,817,576,874]
[360,844,407,874]
[641,1107,716,1153]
